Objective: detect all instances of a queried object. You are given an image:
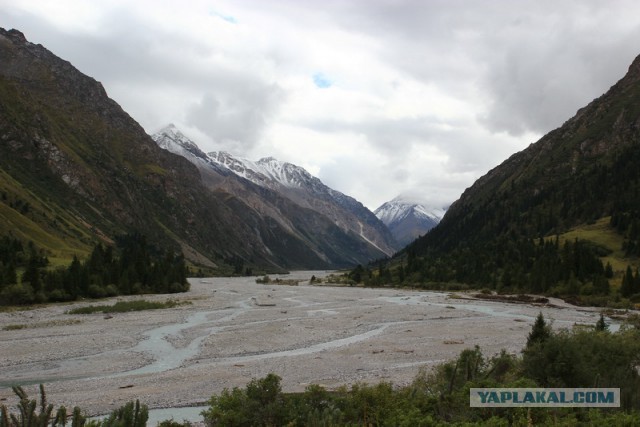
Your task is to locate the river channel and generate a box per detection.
[0,271,617,420]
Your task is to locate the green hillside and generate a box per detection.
[363,55,640,304]
[553,217,634,287]
[0,164,94,263]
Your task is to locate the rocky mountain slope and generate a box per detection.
[375,196,445,247]
[153,125,398,261]
[0,28,391,270]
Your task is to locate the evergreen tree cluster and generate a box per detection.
[0,236,23,286]
[611,211,640,256]
[359,236,614,298]
[620,266,640,298]
[0,233,189,305]
[374,130,640,299]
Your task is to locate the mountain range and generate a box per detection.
[152,124,399,263]
[374,196,445,247]
[0,27,402,271]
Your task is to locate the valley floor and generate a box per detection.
[0,272,613,417]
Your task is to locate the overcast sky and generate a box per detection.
[2,1,640,210]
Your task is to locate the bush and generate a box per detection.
[202,373,286,427]
[100,399,148,427]
[88,284,106,299]
[48,289,71,302]
[67,299,180,314]
[0,283,34,305]
[104,284,119,297]
[169,281,188,293]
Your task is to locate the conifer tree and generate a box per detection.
[621,266,635,297]
[526,312,551,348]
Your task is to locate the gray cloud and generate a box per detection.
[187,82,285,153]
[334,0,640,136]
[3,0,640,210]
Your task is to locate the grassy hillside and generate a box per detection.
[553,217,638,288]
[0,168,93,264]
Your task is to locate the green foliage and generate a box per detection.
[367,234,621,301]
[255,275,271,284]
[156,420,192,427]
[0,233,189,306]
[620,266,640,297]
[0,384,86,427]
[0,236,22,287]
[522,327,640,408]
[5,323,640,427]
[526,312,551,348]
[67,299,182,315]
[98,400,148,427]
[202,373,286,427]
[595,313,609,331]
[0,283,35,305]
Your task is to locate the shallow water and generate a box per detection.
[100,289,620,381]
[0,272,624,416]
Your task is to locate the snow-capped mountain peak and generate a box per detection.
[152,124,399,257]
[375,196,445,225]
[208,152,318,190]
[374,196,447,247]
[152,124,208,161]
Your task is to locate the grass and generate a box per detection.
[2,319,82,331]
[552,216,639,287]
[0,168,93,262]
[67,299,187,315]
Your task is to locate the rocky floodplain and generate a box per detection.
[0,271,611,417]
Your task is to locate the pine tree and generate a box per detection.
[620,266,635,297]
[527,312,551,348]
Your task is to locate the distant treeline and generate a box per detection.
[0,233,188,305]
[351,236,640,305]
[354,139,640,304]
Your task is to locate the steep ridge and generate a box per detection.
[428,53,640,251]
[0,28,387,270]
[375,196,445,247]
[402,53,640,290]
[153,125,397,265]
[0,28,282,268]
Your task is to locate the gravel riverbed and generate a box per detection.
[0,271,610,419]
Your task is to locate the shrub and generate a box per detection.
[88,284,106,299]
[104,284,119,297]
[0,283,34,305]
[48,289,71,302]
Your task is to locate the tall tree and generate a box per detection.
[526,312,551,348]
